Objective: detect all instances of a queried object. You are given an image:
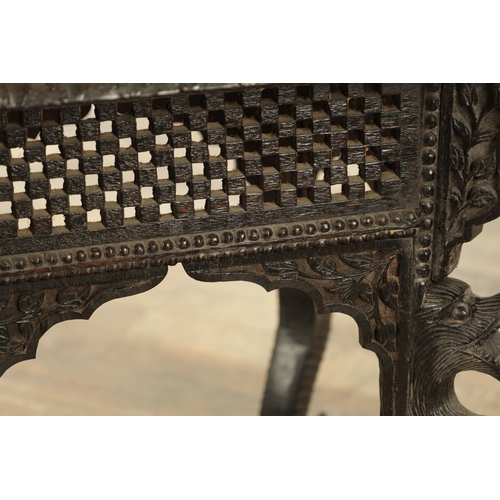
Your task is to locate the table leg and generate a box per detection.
[260,288,331,416]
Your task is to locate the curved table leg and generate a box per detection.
[260,288,331,416]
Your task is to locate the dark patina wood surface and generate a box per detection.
[0,83,498,415]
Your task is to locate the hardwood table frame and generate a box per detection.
[0,83,498,416]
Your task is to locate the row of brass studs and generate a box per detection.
[0,223,416,285]
[415,83,440,284]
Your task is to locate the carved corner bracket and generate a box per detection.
[0,266,167,375]
[185,239,411,415]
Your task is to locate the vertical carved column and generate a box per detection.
[434,83,500,279]
[407,83,500,415]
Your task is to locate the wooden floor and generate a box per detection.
[1,219,500,416]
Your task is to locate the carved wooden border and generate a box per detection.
[0,84,498,416]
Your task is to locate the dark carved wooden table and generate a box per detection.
[0,83,498,416]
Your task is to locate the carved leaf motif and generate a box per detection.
[471,85,479,108]
[457,83,482,113]
[473,150,497,179]
[57,286,92,309]
[0,326,10,346]
[379,280,400,309]
[450,188,463,206]
[263,261,298,280]
[307,258,337,277]
[375,323,396,351]
[474,129,498,145]
[344,286,359,305]
[326,276,355,295]
[457,84,473,108]
[451,144,465,173]
[0,326,22,355]
[339,252,373,270]
[18,321,34,337]
[17,292,43,315]
[468,185,498,208]
[473,108,500,144]
[326,277,372,305]
[0,296,9,312]
[452,116,471,146]
[0,342,23,355]
[356,282,374,304]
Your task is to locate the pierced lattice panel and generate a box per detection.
[0,84,413,239]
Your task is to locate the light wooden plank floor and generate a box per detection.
[1,219,499,416]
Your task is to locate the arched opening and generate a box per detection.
[307,313,380,416]
[0,264,277,415]
[0,264,379,416]
[449,217,500,297]
[455,371,500,416]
